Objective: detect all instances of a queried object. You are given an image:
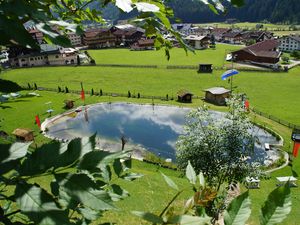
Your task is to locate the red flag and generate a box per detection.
[244,100,249,110]
[293,142,300,157]
[35,115,41,128]
[81,89,85,101]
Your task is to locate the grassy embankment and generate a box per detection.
[1,45,300,224]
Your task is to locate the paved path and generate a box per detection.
[266,151,290,173]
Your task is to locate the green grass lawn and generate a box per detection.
[2,65,300,126]
[88,44,242,67]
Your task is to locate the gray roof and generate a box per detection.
[204,87,231,95]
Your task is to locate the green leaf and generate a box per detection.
[0,142,30,175]
[168,214,211,224]
[224,191,251,225]
[19,135,96,176]
[122,172,144,181]
[0,142,30,163]
[186,161,197,185]
[77,207,102,221]
[160,172,179,191]
[15,182,69,225]
[78,149,130,171]
[132,211,164,223]
[199,172,205,187]
[113,159,123,177]
[260,183,291,225]
[57,173,115,211]
[109,184,129,201]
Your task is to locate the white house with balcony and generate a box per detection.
[279,35,300,52]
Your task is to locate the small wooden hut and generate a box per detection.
[12,128,34,142]
[204,87,231,106]
[198,64,213,73]
[177,90,193,103]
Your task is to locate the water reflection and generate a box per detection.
[45,103,280,163]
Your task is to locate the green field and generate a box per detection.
[1,46,300,224]
[2,63,300,126]
[88,44,242,67]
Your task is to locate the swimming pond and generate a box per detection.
[43,103,281,163]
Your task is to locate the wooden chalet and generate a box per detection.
[110,25,144,46]
[184,35,210,49]
[242,31,274,45]
[131,39,155,50]
[204,87,231,106]
[211,28,232,41]
[223,31,243,44]
[12,128,34,142]
[83,28,117,48]
[232,39,281,65]
[177,90,193,103]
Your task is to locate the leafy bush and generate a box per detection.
[0,135,142,224]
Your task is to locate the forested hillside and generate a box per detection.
[168,0,300,24]
[95,0,300,24]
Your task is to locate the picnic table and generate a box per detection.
[276,176,298,187]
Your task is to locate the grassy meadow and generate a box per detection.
[1,45,300,224]
[88,44,242,67]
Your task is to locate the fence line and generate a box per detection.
[23,85,300,130]
[251,108,300,130]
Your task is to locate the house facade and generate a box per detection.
[279,35,300,52]
[83,28,117,48]
[9,44,78,67]
[67,32,82,47]
[110,24,144,47]
[184,35,210,49]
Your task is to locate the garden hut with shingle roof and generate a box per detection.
[177,89,193,103]
[204,87,231,106]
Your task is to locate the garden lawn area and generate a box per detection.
[1,90,300,224]
[88,44,242,67]
[2,65,300,126]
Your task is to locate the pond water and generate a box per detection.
[44,103,281,163]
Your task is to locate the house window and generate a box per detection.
[21,59,25,62]
[30,58,33,61]
[55,55,59,58]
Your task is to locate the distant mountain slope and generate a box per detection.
[168,0,300,24]
[90,0,300,24]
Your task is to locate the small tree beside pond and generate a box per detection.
[176,95,260,191]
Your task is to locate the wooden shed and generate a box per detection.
[177,90,193,103]
[204,87,231,106]
[12,128,34,142]
[198,64,213,73]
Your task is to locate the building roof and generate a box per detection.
[289,35,300,42]
[177,89,193,97]
[184,35,208,41]
[204,87,231,95]
[245,39,279,52]
[223,32,242,38]
[12,128,33,137]
[211,28,231,35]
[232,39,281,59]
